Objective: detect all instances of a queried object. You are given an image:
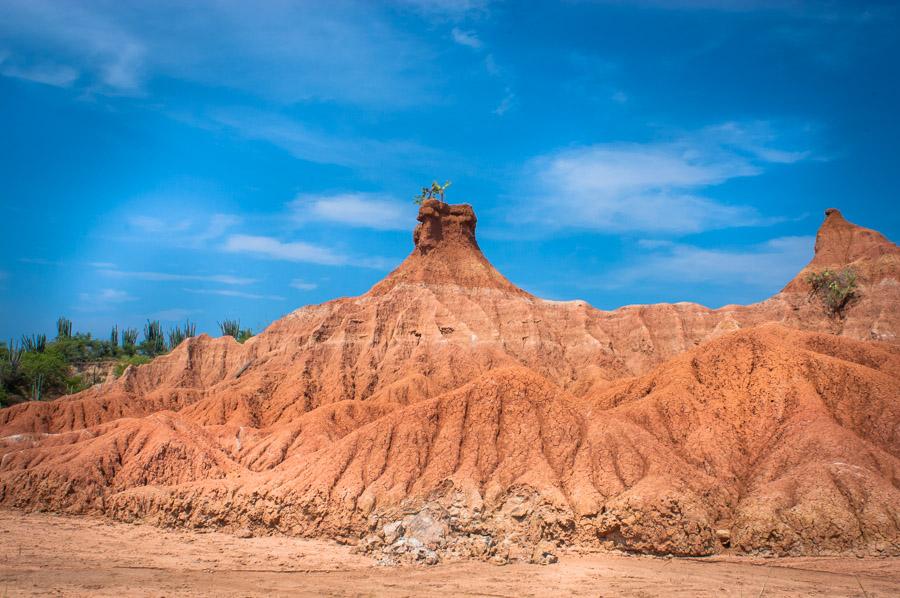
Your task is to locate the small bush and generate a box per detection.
[805,267,859,316]
[114,355,152,378]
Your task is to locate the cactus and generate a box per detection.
[122,328,138,354]
[168,319,196,349]
[5,339,22,369]
[219,319,241,338]
[143,320,167,355]
[21,334,47,353]
[110,325,119,352]
[56,317,73,339]
[31,373,44,401]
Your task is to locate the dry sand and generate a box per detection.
[1,510,897,597]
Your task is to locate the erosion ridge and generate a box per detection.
[0,201,898,563]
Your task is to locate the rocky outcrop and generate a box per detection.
[0,201,898,561]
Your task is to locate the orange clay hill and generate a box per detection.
[1,200,898,564]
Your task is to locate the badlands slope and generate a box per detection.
[0,200,898,562]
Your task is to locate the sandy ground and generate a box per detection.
[0,511,897,597]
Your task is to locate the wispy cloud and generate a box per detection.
[493,87,515,116]
[19,257,63,266]
[77,288,137,309]
[601,235,814,290]
[183,288,285,301]
[222,234,347,266]
[98,268,256,286]
[290,193,414,231]
[0,1,146,94]
[0,60,78,87]
[516,121,813,234]
[397,0,491,19]
[125,212,240,246]
[222,234,391,269]
[0,1,432,105]
[151,308,201,322]
[206,108,437,170]
[290,279,318,291]
[451,27,483,49]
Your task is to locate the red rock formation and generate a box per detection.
[0,202,897,561]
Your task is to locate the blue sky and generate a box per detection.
[1,0,898,340]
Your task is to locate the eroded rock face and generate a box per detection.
[413,199,478,255]
[0,202,898,561]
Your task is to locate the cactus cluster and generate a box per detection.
[21,334,47,353]
[168,320,197,349]
[142,320,167,355]
[57,317,73,339]
[219,319,253,343]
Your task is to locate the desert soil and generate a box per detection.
[0,511,897,597]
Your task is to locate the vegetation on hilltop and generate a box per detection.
[1,316,254,406]
[805,267,859,316]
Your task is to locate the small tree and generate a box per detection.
[805,267,859,316]
[413,180,452,205]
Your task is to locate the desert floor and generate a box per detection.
[0,511,897,597]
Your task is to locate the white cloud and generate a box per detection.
[184,288,285,301]
[290,193,413,231]
[124,211,240,247]
[516,121,812,234]
[0,1,431,105]
[451,27,483,49]
[128,215,191,234]
[493,88,515,116]
[207,108,436,169]
[611,90,628,104]
[604,235,814,289]
[0,1,146,94]
[78,288,136,305]
[290,279,318,291]
[222,234,347,266]
[98,268,256,286]
[0,61,78,87]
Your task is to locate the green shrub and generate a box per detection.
[413,180,452,205]
[805,267,859,316]
[65,374,91,395]
[19,350,68,400]
[114,355,152,378]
